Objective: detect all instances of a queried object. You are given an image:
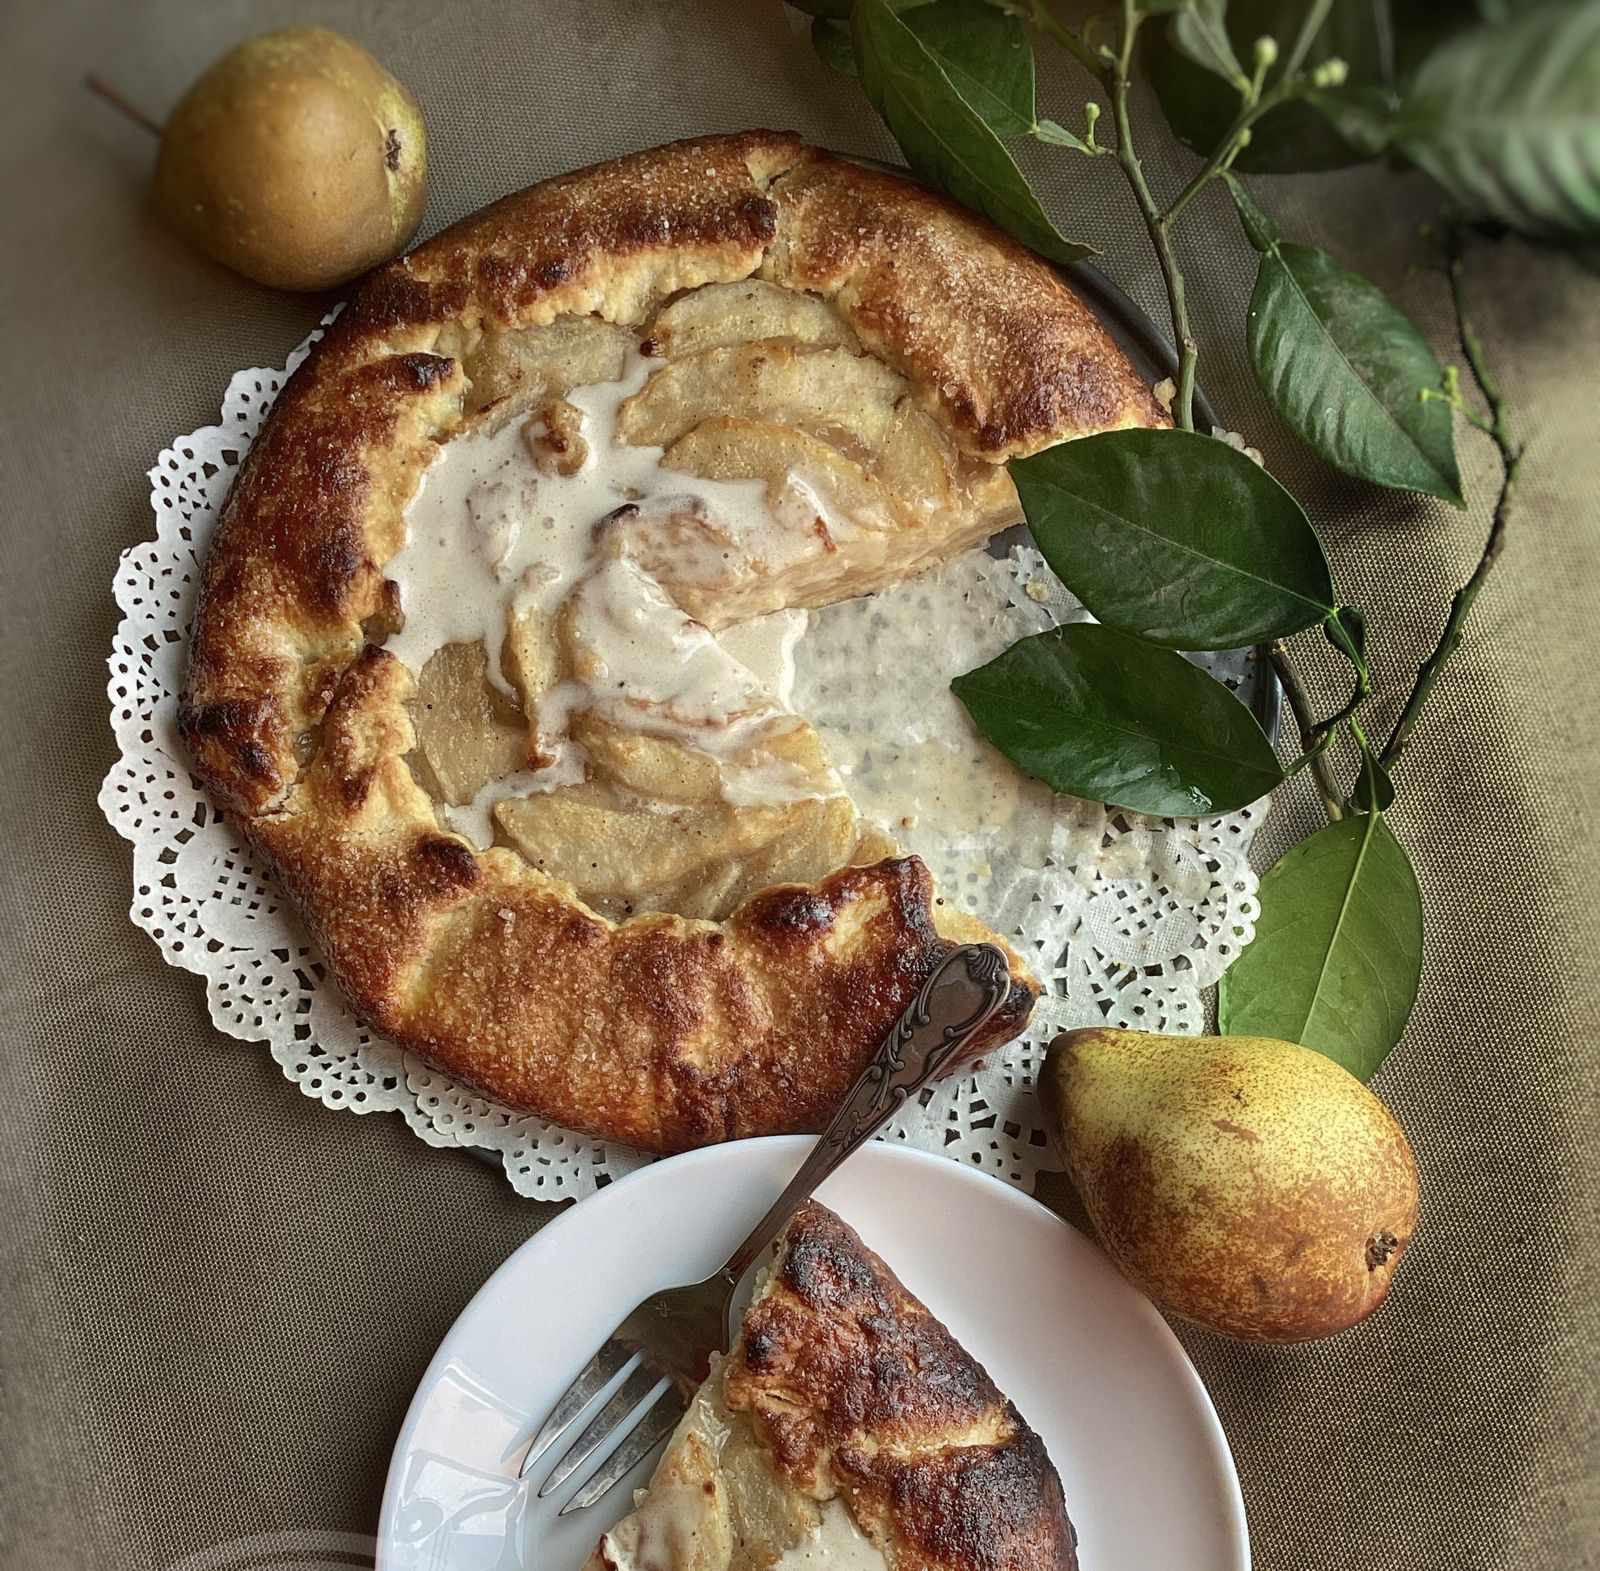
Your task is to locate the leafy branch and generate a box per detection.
[1032,0,1348,431]
[807,0,1598,1079]
[1380,228,1524,773]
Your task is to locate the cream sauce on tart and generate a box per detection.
[180,133,1166,1152]
[388,335,892,922]
[388,350,835,858]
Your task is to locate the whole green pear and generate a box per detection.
[1043,1028,1419,1342]
[152,27,427,291]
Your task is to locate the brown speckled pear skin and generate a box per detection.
[1043,1029,1419,1343]
[153,27,427,291]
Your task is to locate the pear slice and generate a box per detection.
[407,640,528,805]
[875,402,964,521]
[618,343,904,458]
[502,605,560,720]
[463,315,634,416]
[571,712,726,804]
[644,279,858,357]
[644,417,905,624]
[494,786,804,921]
[677,795,861,920]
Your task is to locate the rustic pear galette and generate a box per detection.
[180,131,1167,1152]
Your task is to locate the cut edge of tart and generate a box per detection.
[180,131,1168,1152]
[586,1200,1078,1571]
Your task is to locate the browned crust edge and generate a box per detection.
[179,131,1174,1152]
[729,1201,1079,1571]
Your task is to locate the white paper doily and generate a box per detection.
[100,324,1266,1201]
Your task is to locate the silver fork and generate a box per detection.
[519,941,1015,1515]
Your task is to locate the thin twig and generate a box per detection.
[85,73,163,137]
[1100,1,1204,429]
[1380,235,1523,771]
[1269,645,1347,821]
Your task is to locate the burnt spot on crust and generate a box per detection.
[531,257,572,290]
[414,834,483,893]
[745,886,839,937]
[742,858,932,943]
[731,190,779,245]
[178,695,278,764]
[385,128,402,171]
[395,352,455,391]
[884,856,940,947]
[308,528,364,613]
[177,696,285,808]
[779,1206,897,1311]
[733,1202,1000,1446]
[841,1420,1078,1571]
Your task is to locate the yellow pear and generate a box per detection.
[151,27,426,291]
[1043,1028,1418,1342]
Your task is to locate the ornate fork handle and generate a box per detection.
[723,944,1012,1283]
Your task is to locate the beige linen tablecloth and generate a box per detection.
[2,2,1596,1567]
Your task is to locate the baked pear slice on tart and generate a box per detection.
[179,131,1168,1153]
[586,1201,1078,1571]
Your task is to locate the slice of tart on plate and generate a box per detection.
[587,1200,1077,1571]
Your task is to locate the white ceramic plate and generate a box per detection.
[377,1137,1249,1571]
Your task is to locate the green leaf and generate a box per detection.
[1325,602,1368,668]
[1173,0,1249,87]
[1219,810,1423,1079]
[1034,116,1095,151]
[1230,175,1281,250]
[1013,429,1335,650]
[1393,1,1600,237]
[902,0,1036,138]
[811,16,858,76]
[1351,745,1397,811]
[1232,183,1464,503]
[851,0,1094,261]
[952,623,1285,816]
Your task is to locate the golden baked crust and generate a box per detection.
[180,132,1166,1153]
[730,1203,1078,1571]
[589,1201,1078,1571]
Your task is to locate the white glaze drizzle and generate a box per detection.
[385,351,841,846]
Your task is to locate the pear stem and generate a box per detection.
[85,74,163,138]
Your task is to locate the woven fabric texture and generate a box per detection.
[0,2,1595,1568]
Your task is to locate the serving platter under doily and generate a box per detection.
[99,251,1272,1203]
